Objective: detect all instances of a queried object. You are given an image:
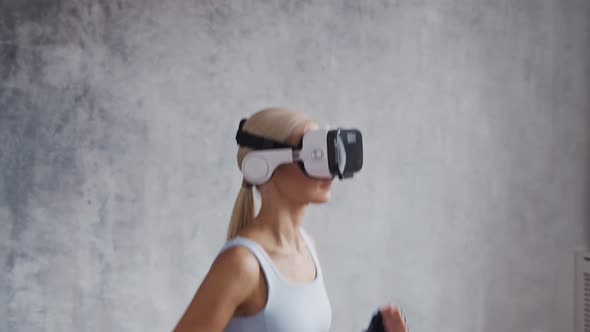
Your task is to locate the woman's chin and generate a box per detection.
[310,191,332,204]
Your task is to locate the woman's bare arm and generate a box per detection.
[173,247,261,332]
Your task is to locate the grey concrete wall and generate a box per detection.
[1,0,588,331]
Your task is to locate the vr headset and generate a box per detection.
[235,118,363,185]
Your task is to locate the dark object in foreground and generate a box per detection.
[365,311,385,332]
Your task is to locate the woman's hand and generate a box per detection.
[379,304,408,332]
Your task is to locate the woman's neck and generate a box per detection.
[255,197,308,250]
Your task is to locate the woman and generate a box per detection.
[174,108,408,332]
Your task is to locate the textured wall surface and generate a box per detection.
[1,1,589,331]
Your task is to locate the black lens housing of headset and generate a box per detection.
[327,129,363,179]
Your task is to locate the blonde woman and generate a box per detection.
[174,108,408,332]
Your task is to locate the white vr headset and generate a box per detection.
[236,118,363,185]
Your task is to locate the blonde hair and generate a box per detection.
[226,108,314,240]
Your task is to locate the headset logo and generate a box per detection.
[312,149,324,160]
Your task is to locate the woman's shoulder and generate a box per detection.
[214,241,261,281]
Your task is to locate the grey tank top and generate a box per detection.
[218,228,332,332]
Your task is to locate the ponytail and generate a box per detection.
[226,181,256,240]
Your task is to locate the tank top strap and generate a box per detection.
[299,227,324,278]
[218,237,279,288]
